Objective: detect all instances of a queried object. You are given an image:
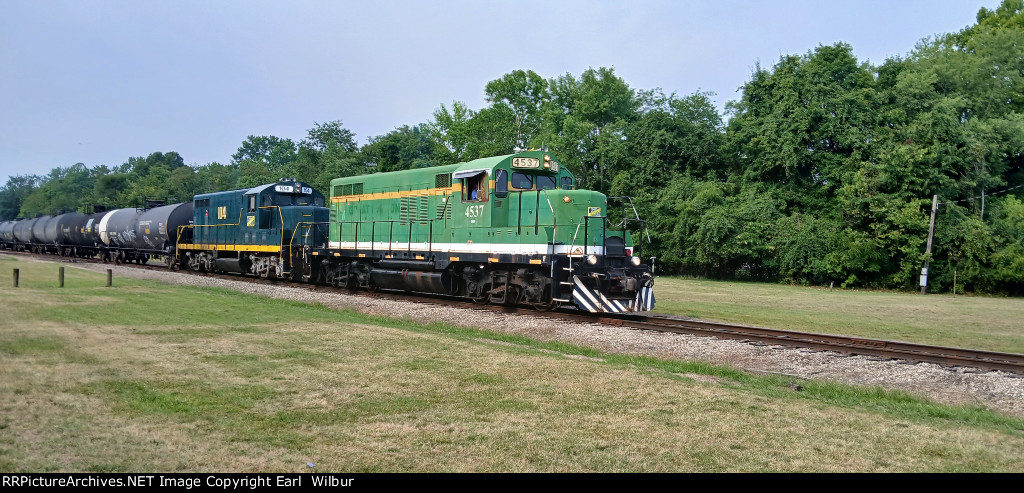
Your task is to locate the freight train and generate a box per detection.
[0,202,193,265]
[0,151,655,313]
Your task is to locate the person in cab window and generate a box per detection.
[466,175,484,201]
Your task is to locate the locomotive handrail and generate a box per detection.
[539,189,557,255]
[177,207,244,249]
[535,190,541,235]
[287,221,328,270]
[569,221,583,257]
[606,195,651,246]
[337,219,439,258]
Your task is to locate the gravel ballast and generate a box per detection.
[57,260,1024,417]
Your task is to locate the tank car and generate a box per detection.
[30,216,54,251]
[0,220,15,248]
[38,216,60,245]
[319,151,655,312]
[13,217,40,250]
[98,208,140,248]
[136,203,193,250]
[36,212,87,256]
[97,208,149,262]
[77,211,109,251]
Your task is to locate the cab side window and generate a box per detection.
[248,195,256,213]
[464,175,485,202]
[560,176,574,190]
[495,169,508,198]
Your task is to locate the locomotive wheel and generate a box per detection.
[531,300,555,312]
[530,287,555,311]
[471,283,490,304]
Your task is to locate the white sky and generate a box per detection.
[0,0,996,184]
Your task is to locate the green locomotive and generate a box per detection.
[317,150,654,312]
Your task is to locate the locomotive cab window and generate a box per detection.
[247,195,256,213]
[561,176,574,190]
[511,172,533,190]
[536,175,557,190]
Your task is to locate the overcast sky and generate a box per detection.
[0,0,997,185]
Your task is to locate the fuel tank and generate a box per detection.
[369,268,453,294]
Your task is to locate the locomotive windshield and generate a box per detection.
[511,172,533,189]
[536,175,557,190]
[261,194,324,207]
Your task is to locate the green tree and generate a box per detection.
[20,163,96,215]
[482,69,550,151]
[0,175,40,219]
[426,101,477,164]
[232,136,298,188]
[538,67,638,192]
[193,162,239,194]
[362,124,436,172]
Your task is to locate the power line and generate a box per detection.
[940,183,1024,206]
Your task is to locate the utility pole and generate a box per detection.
[921,194,938,295]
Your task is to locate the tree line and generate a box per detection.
[2,0,1022,294]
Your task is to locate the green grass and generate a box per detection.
[1,255,1023,472]
[652,276,1024,354]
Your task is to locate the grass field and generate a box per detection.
[652,277,1024,354]
[1,255,1023,472]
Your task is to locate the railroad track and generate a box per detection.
[412,294,1024,375]
[7,250,1024,375]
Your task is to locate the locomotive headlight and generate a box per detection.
[563,196,571,203]
[631,256,641,266]
[586,254,598,265]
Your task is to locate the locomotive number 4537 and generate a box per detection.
[465,205,485,218]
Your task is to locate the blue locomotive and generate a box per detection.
[175,179,329,280]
